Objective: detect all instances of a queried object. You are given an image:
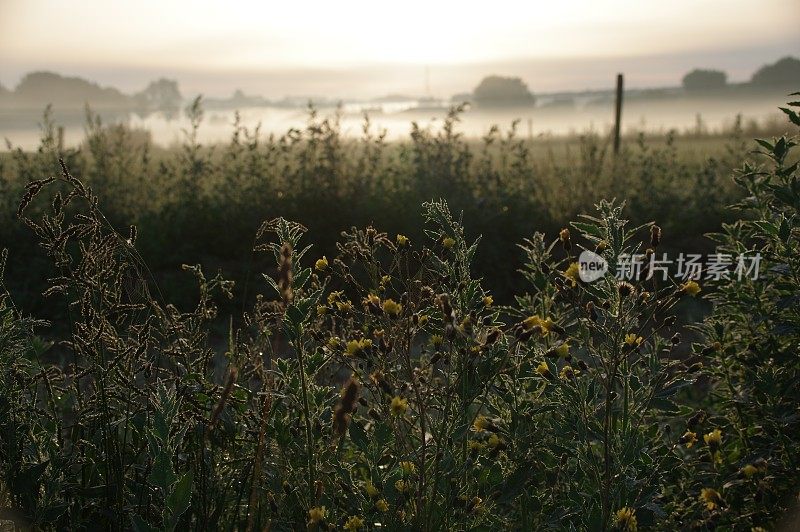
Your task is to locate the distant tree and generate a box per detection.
[750,56,800,87]
[472,76,535,107]
[682,69,727,91]
[14,71,131,108]
[134,78,182,118]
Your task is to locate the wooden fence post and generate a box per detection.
[613,73,624,154]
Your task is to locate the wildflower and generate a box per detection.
[442,237,456,249]
[430,334,443,348]
[336,300,353,312]
[327,291,344,305]
[699,488,724,510]
[364,480,379,498]
[679,430,697,448]
[316,304,327,316]
[614,507,638,531]
[343,516,364,530]
[328,337,341,349]
[363,293,381,313]
[536,360,552,378]
[650,225,662,247]
[375,499,389,512]
[417,314,429,326]
[617,281,635,298]
[390,396,408,416]
[704,428,722,451]
[395,479,408,493]
[308,506,327,525]
[396,234,409,246]
[472,414,490,432]
[487,433,505,450]
[315,256,328,271]
[555,342,570,358]
[467,496,483,513]
[559,228,571,250]
[681,280,701,296]
[522,315,553,335]
[483,295,493,307]
[345,339,364,357]
[399,461,416,475]
[564,262,580,286]
[559,365,576,380]
[741,464,759,478]
[624,333,643,347]
[380,274,391,285]
[382,298,402,317]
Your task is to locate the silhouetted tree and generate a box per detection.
[682,69,727,91]
[751,56,800,87]
[473,76,535,107]
[134,78,182,118]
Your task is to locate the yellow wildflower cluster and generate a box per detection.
[345,338,372,357]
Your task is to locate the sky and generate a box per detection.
[1,0,799,98]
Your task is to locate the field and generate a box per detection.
[1,97,799,530]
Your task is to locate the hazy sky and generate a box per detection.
[1,0,799,98]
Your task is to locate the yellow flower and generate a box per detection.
[399,461,416,475]
[483,295,493,307]
[614,507,638,531]
[382,298,403,317]
[555,342,570,358]
[559,365,577,380]
[430,334,443,348]
[346,339,363,357]
[315,256,328,271]
[316,304,327,316]
[741,464,758,478]
[680,430,697,448]
[681,280,701,296]
[699,488,723,510]
[380,274,391,285]
[564,262,581,285]
[390,396,408,416]
[343,516,364,530]
[442,237,456,249]
[704,428,722,450]
[487,433,504,449]
[396,234,409,246]
[394,479,408,493]
[522,315,553,335]
[308,506,327,524]
[472,414,489,432]
[417,314,429,326]
[336,300,353,312]
[364,293,381,308]
[327,291,344,305]
[364,480,379,498]
[624,333,643,347]
[375,499,389,512]
[536,360,551,378]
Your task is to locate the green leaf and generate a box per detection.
[349,419,369,451]
[166,472,193,530]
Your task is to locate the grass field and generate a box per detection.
[1,99,799,530]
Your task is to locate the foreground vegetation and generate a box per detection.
[0,98,799,530]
